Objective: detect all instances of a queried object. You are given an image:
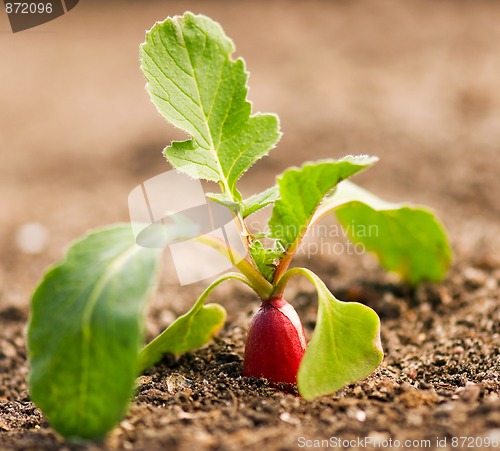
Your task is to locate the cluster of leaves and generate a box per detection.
[27,13,451,441]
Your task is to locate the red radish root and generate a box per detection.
[243,297,307,385]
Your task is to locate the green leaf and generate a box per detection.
[28,225,161,440]
[315,181,451,284]
[138,272,253,372]
[242,185,280,218]
[205,192,241,213]
[248,240,284,282]
[293,269,383,400]
[269,156,377,250]
[138,303,226,372]
[141,13,281,200]
[207,185,279,218]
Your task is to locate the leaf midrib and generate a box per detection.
[77,243,142,432]
[177,18,235,197]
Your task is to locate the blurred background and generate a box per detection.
[1,0,499,309]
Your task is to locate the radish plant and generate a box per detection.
[27,13,451,440]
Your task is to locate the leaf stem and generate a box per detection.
[271,266,339,302]
[272,229,306,285]
[271,266,313,299]
[195,235,273,299]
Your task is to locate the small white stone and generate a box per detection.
[279,412,300,425]
[15,223,48,254]
[120,420,134,431]
[355,410,367,422]
[166,373,192,393]
[369,431,390,444]
[347,407,367,422]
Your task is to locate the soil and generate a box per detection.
[1,1,499,450]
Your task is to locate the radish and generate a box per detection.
[243,297,306,385]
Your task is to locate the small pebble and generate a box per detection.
[160,309,176,325]
[369,431,390,443]
[166,373,192,393]
[485,277,497,290]
[456,382,481,403]
[120,420,134,431]
[354,409,367,422]
[353,386,363,396]
[279,412,300,425]
[463,267,486,288]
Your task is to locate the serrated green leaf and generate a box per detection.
[248,240,284,282]
[315,181,451,284]
[141,13,281,200]
[295,269,383,400]
[242,185,280,218]
[269,156,378,250]
[28,225,161,439]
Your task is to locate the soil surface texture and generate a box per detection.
[1,1,499,450]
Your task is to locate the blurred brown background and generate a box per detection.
[1,0,499,309]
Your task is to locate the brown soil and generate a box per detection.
[1,1,499,450]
